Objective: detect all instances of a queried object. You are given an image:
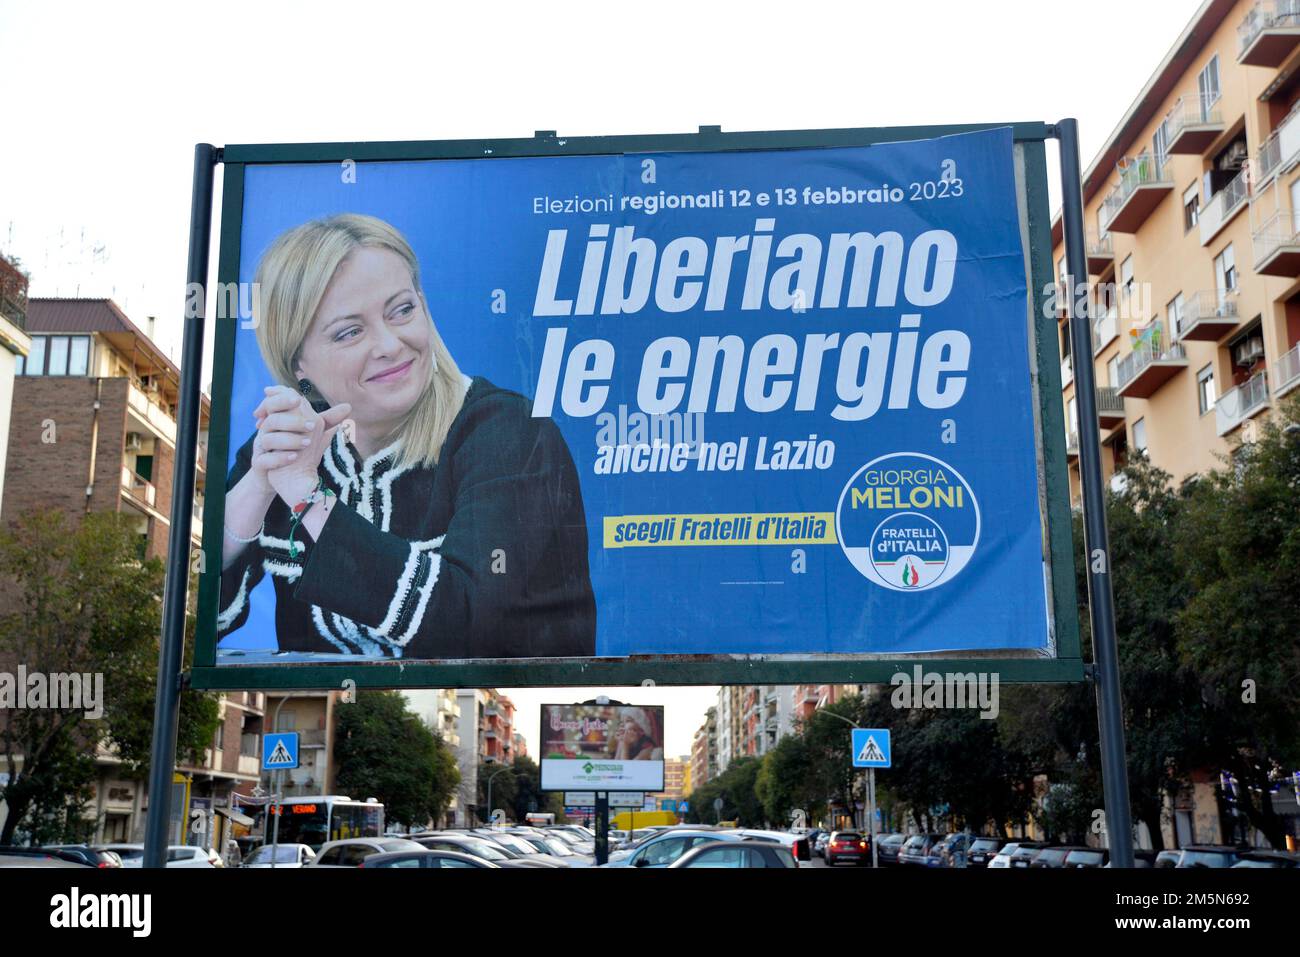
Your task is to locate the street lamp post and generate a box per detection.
[485,764,510,826]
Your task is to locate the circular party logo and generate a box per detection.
[835,452,980,592]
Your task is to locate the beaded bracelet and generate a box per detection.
[224,521,264,544]
[287,477,335,559]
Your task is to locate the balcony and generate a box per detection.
[1198,168,1250,246]
[1061,355,1073,388]
[121,465,157,507]
[1176,290,1240,341]
[1161,94,1226,155]
[1273,342,1300,398]
[1116,321,1188,399]
[1093,309,1119,355]
[237,755,261,776]
[1097,386,1127,428]
[1256,107,1300,187]
[1100,153,1174,233]
[1254,210,1300,275]
[128,382,178,445]
[1086,232,1114,274]
[1216,372,1271,435]
[1238,0,1300,66]
[1066,429,1079,462]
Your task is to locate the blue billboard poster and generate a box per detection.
[202,125,1067,671]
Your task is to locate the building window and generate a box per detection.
[1154,123,1169,167]
[1197,364,1216,415]
[1133,417,1148,454]
[1214,244,1237,293]
[1107,356,1119,388]
[47,336,69,376]
[68,336,90,375]
[1120,255,1135,298]
[1167,293,1185,338]
[1183,183,1200,231]
[1199,54,1221,112]
[24,336,45,376]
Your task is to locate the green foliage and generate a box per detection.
[0,508,220,845]
[334,690,460,828]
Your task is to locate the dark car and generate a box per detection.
[876,833,907,866]
[43,845,123,868]
[1175,845,1248,868]
[1029,846,1080,868]
[1231,850,1300,869]
[824,831,870,866]
[669,841,797,869]
[966,837,1008,868]
[897,833,945,866]
[1006,841,1051,868]
[360,849,499,868]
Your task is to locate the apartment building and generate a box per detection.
[0,256,32,511]
[1,298,208,559]
[1053,0,1300,503]
[690,706,718,790]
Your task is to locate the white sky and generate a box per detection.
[0,0,1205,755]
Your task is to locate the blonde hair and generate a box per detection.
[252,213,465,469]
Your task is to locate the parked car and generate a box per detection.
[0,845,115,868]
[1029,846,1077,868]
[1154,849,1181,868]
[813,832,832,857]
[411,833,536,868]
[875,833,907,865]
[669,840,797,869]
[604,829,744,868]
[91,843,221,868]
[1063,847,1109,868]
[505,829,593,867]
[1231,850,1300,868]
[242,843,317,868]
[309,838,425,867]
[360,849,500,868]
[988,841,1044,869]
[1174,845,1248,868]
[470,829,569,867]
[824,831,871,866]
[897,833,945,866]
[965,836,1007,868]
[1006,842,1051,868]
[735,829,811,864]
[0,852,89,868]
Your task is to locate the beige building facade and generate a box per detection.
[1053,0,1300,501]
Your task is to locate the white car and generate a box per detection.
[242,843,317,868]
[97,844,222,868]
[309,838,425,867]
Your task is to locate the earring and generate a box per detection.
[298,378,313,396]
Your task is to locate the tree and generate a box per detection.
[0,509,220,845]
[334,690,460,829]
[1173,398,1300,847]
[506,756,563,822]
[477,761,516,821]
[755,734,815,827]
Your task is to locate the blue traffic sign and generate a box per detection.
[262,732,299,770]
[851,729,891,768]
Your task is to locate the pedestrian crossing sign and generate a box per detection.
[263,732,299,770]
[851,728,891,768]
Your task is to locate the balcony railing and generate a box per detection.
[121,465,157,507]
[1066,429,1079,459]
[1085,231,1114,273]
[1160,93,1225,154]
[1273,342,1300,397]
[1116,320,1187,398]
[1093,308,1118,354]
[1216,372,1271,436]
[1199,167,1250,245]
[1061,355,1073,388]
[1252,209,1300,275]
[1256,105,1300,186]
[1101,152,1173,233]
[1176,290,1240,340]
[1096,386,1126,426]
[1238,0,1300,66]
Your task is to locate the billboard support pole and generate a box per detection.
[144,143,218,869]
[1054,118,1134,868]
[594,792,609,866]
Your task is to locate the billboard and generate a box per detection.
[539,704,665,792]
[193,122,1081,689]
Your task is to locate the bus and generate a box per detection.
[267,795,384,851]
